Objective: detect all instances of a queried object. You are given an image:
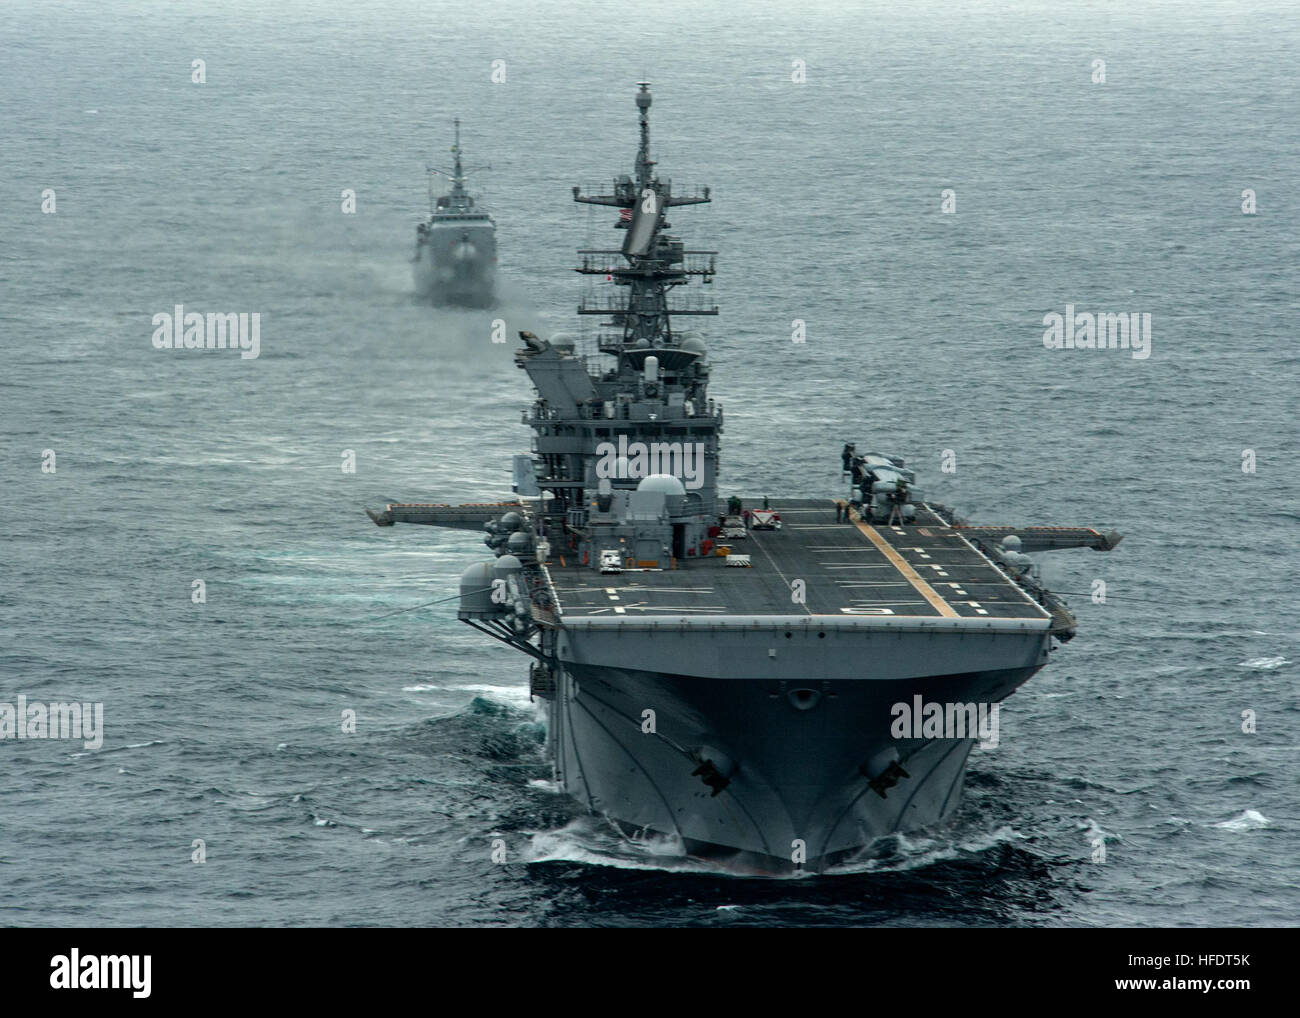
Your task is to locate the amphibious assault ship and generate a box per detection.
[368,85,1121,871]
[413,119,496,307]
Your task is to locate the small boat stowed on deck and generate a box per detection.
[413,119,496,308]
[369,85,1122,872]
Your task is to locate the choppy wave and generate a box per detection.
[1237,657,1289,670]
[1214,810,1271,832]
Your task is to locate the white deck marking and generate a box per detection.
[620,605,727,612]
[922,504,1052,619]
[572,604,728,614]
[597,586,716,595]
[745,525,813,617]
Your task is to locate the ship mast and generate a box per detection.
[451,118,466,199]
[573,83,716,355]
[426,118,488,214]
[635,82,655,191]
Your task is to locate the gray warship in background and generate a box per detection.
[413,119,496,307]
[369,85,1122,871]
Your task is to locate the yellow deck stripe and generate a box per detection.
[848,508,959,618]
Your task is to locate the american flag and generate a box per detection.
[619,207,633,222]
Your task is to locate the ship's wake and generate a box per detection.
[521,814,1039,880]
[526,818,728,873]
[520,814,1076,925]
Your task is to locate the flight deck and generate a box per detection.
[545,498,1052,622]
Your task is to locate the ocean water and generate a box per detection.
[1,0,1297,926]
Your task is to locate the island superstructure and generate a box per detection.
[369,85,1121,871]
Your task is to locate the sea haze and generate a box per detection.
[1,0,1297,926]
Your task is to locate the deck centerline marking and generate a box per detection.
[849,510,959,618]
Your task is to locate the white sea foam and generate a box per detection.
[400,682,530,706]
[525,815,1033,877]
[527,822,698,871]
[1214,809,1270,832]
[73,739,165,758]
[1078,818,1118,844]
[1237,656,1288,670]
[445,683,532,705]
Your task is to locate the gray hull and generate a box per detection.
[546,618,1047,871]
[414,224,497,308]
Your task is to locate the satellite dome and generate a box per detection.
[550,333,577,351]
[499,511,523,532]
[1000,535,1022,552]
[459,562,498,617]
[637,474,687,496]
[679,337,707,356]
[493,554,523,575]
[461,561,494,587]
